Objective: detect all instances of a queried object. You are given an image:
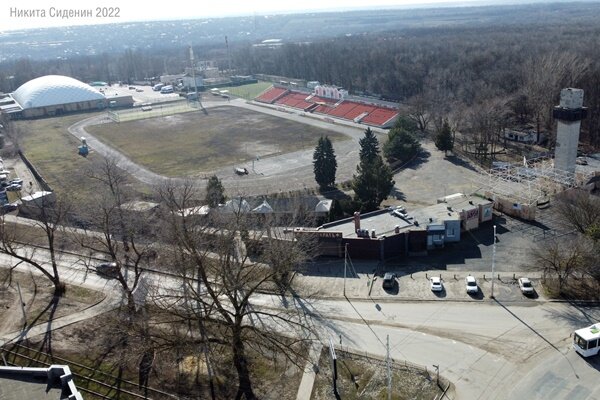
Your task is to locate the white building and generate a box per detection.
[314,85,348,100]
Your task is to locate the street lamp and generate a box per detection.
[432,364,439,386]
[491,225,497,299]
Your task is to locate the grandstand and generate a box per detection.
[255,85,399,128]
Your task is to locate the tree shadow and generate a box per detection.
[403,149,431,171]
[444,155,479,173]
[5,295,60,358]
[319,187,352,201]
[388,188,406,201]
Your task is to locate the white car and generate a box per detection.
[465,275,478,294]
[430,276,443,292]
[518,277,534,295]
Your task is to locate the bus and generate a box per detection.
[573,323,600,357]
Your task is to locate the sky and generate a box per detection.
[1,0,490,31]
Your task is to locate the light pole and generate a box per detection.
[343,243,348,297]
[432,364,439,386]
[491,224,497,299]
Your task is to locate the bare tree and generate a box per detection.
[522,52,590,141]
[74,158,156,313]
[531,236,593,295]
[157,182,316,400]
[0,194,71,296]
[464,98,509,160]
[554,189,600,236]
[406,93,431,133]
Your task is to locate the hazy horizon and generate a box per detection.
[0,0,579,33]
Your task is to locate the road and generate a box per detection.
[67,98,382,196]
[1,241,599,400]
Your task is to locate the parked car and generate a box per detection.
[96,262,120,278]
[136,88,144,92]
[6,183,21,192]
[2,203,18,212]
[10,178,23,186]
[576,157,588,165]
[430,276,443,292]
[518,277,534,295]
[382,272,396,290]
[465,275,478,294]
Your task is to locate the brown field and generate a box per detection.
[87,106,347,177]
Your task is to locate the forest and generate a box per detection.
[1,2,600,148]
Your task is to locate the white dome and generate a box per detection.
[12,75,105,109]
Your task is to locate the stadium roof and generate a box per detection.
[12,75,104,109]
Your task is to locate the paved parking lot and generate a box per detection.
[296,261,544,303]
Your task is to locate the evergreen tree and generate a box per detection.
[358,127,379,163]
[205,175,226,208]
[435,119,454,156]
[313,136,337,189]
[352,129,395,211]
[383,125,421,163]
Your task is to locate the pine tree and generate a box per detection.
[435,119,454,156]
[313,136,337,189]
[205,175,226,208]
[358,127,379,163]
[352,129,395,211]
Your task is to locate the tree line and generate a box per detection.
[235,23,600,149]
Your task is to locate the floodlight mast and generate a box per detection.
[189,46,204,110]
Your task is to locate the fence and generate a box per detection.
[18,150,52,192]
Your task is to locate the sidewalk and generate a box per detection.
[295,342,323,400]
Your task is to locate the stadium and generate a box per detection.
[255,83,399,128]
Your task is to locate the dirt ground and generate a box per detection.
[312,349,445,400]
[0,268,105,337]
[86,106,347,177]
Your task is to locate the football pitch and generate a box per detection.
[87,105,347,177]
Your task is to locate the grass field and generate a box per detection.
[87,105,347,177]
[16,113,152,199]
[216,81,273,100]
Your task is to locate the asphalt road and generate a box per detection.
[1,238,599,400]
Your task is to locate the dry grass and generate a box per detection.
[87,106,347,177]
[15,112,153,199]
[312,349,444,400]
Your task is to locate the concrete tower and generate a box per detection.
[553,88,587,173]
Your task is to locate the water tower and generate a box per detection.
[553,88,587,173]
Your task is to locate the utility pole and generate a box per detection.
[343,245,346,296]
[491,224,497,299]
[386,335,392,400]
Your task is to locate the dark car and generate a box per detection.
[96,262,120,278]
[382,272,396,290]
[2,203,18,213]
